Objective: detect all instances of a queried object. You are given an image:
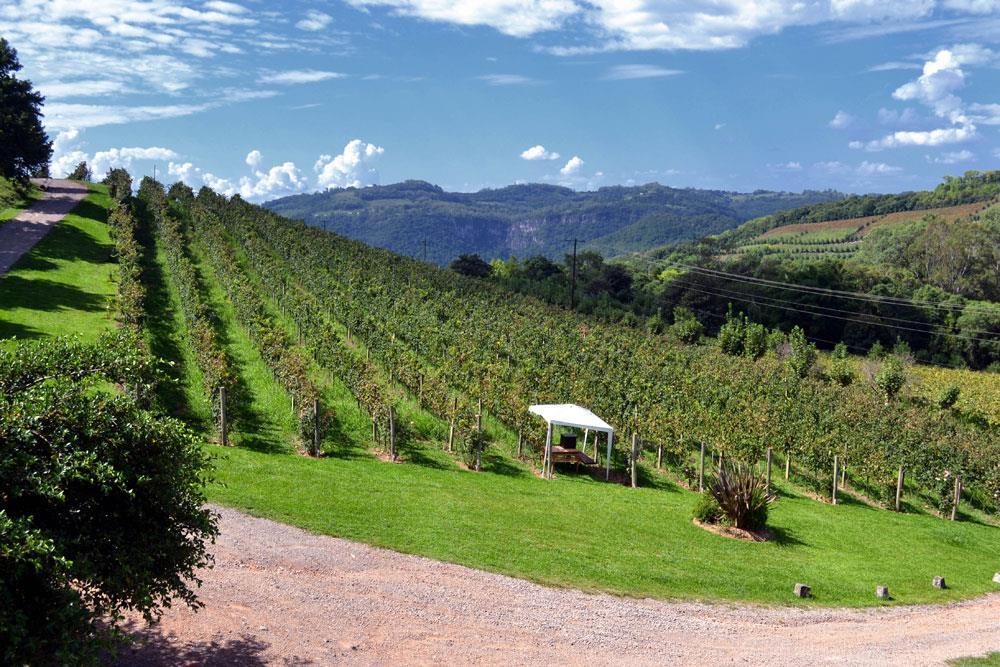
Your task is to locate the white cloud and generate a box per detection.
[43,102,210,130]
[603,64,683,80]
[520,145,560,161]
[559,155,584,176]
[478,74,539,86]
[942,0,1000,13]
[90,146,180,176]
[39,79,127,99]
[926,149,975,163]
[344,0,986,52]
[856,160,902,174]
[877,107,920,125]
[297,10,333,31]
[246,150,263,168]
[239,161,308,201]
[867,61,922,72]
[772,161,803,171]
[314,139,385,189]
[856,123,977,150]
[849,44,997,152]
[258,70,345,85]
[714,123,726,130]
[828,110,855,129]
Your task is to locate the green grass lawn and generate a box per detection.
[0,183,116,342]
[952,654,1000,666]
[206,443,1000,607]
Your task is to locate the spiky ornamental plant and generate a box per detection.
[708,460,776,531]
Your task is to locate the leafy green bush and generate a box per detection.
[692,492,724,524]
[708,461,774,530]
[669,306,703,343]
[0,333,217,663]
[936,385,961,410]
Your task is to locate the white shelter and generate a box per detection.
[529,404,615,480]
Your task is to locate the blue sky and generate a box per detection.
[2,0,999,200]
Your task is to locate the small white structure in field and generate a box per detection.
[529,404,615,480]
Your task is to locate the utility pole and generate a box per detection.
[565,238,578,310]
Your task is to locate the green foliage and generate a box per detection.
[692,492,724,524]
[669,306,704,343]
[450,253,492,278]
[936,384,961,410]
[828,342,854,386]
[875,355,907,403]
[0,38,51,181]
[707,461,773,530]
[786,326,816,378]
[107,197,144,328]
[103,168,132,202]
[0,333,217,663]
[67,161,91,182]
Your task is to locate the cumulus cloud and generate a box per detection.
[520,145,560,161]
[559,156,584,176]
[602,64,683,80]
[246,150,263,168]
[849,44,998,151]
[169,151,308,202]
[314,140,385,189]
[828,110,855,129]
[258,70,345,85]
[297,10,333,31]
[856,160,902,174]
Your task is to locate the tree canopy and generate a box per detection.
[0,38,51,182]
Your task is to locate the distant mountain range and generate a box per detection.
[264,180,843,264]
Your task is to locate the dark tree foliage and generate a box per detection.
[0,38,51,182]
[167,180,195,208]
[68,161,92,181]
[103,167,132,202]
[0,332,218,664]
[523,255,562,280]
[450,253,493,278]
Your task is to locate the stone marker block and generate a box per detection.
[993,572,1000,584]
[794,583,811,598]
[933,576,946,589]
[876,585,890,600]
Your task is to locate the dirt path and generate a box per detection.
[116,506,1000,666]
[0,179,89,276]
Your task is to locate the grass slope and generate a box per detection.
[207,445,1000,607]
[0,183,115,341]
[0,177,43,225]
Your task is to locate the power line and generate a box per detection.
[662,260,997,315]
[668,276,1000,339]
[670,281,998,344]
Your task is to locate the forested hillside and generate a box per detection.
[264,181,840,263]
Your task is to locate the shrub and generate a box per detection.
[669,306,703,343]
[0,334,217,663]
[828,342,854,386]
[786,326,816,378]
[936,385,961,410]
[875,355,907,403]
[692,492,724,524]
[708,461,774,530]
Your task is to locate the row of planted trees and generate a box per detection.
[178,185,998,515]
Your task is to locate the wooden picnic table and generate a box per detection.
[549,445,596,469]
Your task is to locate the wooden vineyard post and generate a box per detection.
[785,454,790,481]
[291,394,295,418]
[366,348,370,362]
[895,466,905,512]
[699,442,705,492]
[371,417,377,446]
[841,461,846,487]
[766,447,773,495]
[656,443,663,470]
[389,406,397,461]
[219,386,228,447]
[516,430,523,459]
[475,405,483,472]
[448,397,457,453]
[312,398,320,457]
[630,433,639,489]
[347,327,352,343]
[418,374,424,408]
[832,456,839,505]
[951,474,962,521]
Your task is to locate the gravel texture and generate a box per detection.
[117,505,1000,666]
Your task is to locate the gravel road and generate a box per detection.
[117,505,1000,666]
[0,179,89,276]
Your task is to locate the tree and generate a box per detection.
[523,255,562,281]
[0,333,218,662]
[103,167,132,202]
[450,253,492,278]
[68,161,91,182]
[0,38,51,182]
